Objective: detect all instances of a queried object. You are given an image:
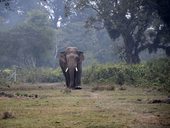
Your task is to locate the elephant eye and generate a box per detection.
[75,56,79,60]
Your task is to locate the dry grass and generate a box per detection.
[0,83,170,128]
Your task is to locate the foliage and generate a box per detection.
[0,69,13,87]
[0,0,167,68]
[154,0,170,28]
[0,9,56,67]
[0,0,67,28]
[55,22,117,66]
[0,68,63,86]
[66,0,169,64]
[83,58,170,87]
[18,68,63,83]
[1,58,169,88]
[83,63,145,85]
[145,58,170,86]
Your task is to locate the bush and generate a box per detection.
[18,68,64,83]
[0,69,13,87]
[83,63,146,85]
[145,58,170,87]
[0,67,64,85]
[82,58,170,88]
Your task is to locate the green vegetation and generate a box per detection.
[66,0,170,64]
[146,58,170,87]
[83,58,170,88]
[0,58,169,89]
[0,68,63,87]
[0,1,167,68]
[0,9,56,67]
[17,68,63,83]
[0,69,13,87]
[0,1,169,128]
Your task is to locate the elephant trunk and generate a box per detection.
[68,68,76,88]
[66,66,78,88]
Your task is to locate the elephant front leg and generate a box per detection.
[68,69,75,89]
[65,72,70,88]
[61,67,69,88]
[74,70,82,89]
[77,69,82,87]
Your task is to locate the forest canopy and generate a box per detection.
[65,0,170,64]
[0,0,169,67]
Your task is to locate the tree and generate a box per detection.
[0,9,56,67]
[65,0,169,64]
[154,0,170,28]
[152,0,170,57]
[0,0,67,28]
[55,21,116,66]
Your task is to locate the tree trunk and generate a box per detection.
[105,20,140,64]
[122,31,140,64]
[125,50,140,64]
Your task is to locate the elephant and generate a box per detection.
[59,47,84,89]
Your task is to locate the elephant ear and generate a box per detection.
[78,51,84,62]
[59,52,66,63]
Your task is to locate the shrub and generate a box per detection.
[145,58,170,87]
[18,68,63,83]
[0,67,64,85]
[82,58,170,88]
[0,69,13,87]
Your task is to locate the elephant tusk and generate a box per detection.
[75,67,78,72]
[65,68,68,72]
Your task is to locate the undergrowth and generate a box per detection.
[83,58,170,88]
[0,58,169,88]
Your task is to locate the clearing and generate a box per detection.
[0,83,170,128]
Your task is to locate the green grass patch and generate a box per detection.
[0,84,170,128]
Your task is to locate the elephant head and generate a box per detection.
[59,47,84,89]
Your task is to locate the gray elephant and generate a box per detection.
[59,47,84,89]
